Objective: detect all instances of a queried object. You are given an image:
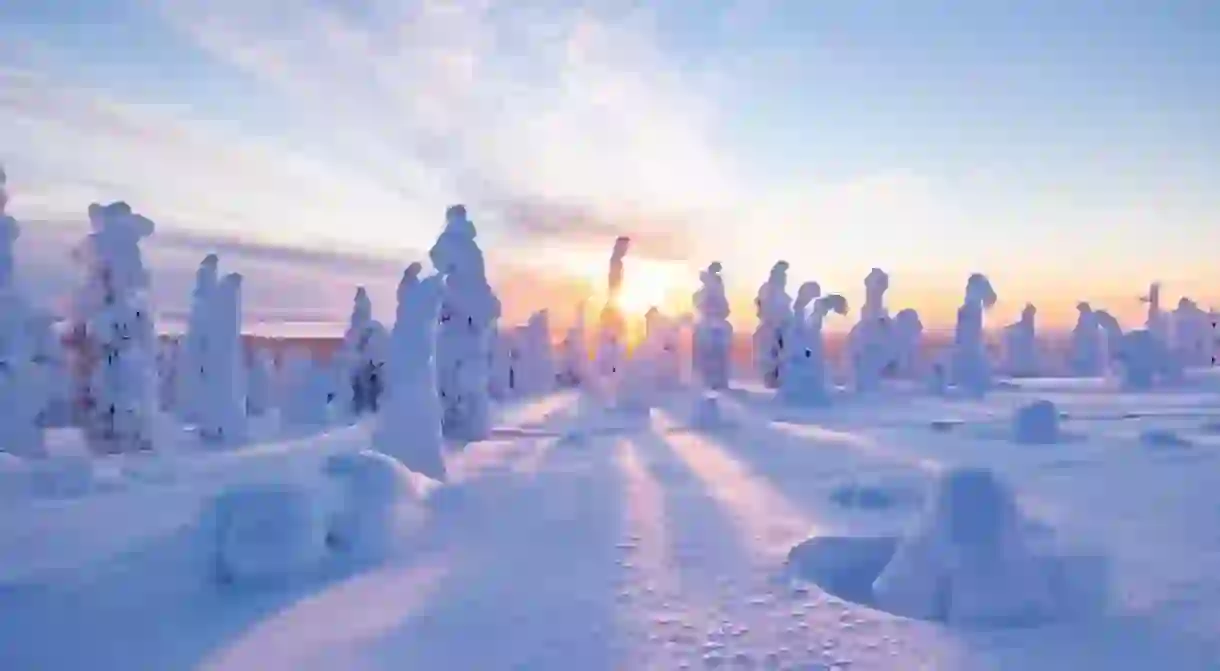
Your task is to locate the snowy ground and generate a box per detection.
[4,377,1220,670]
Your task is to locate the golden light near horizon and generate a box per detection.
[605,257,691,316]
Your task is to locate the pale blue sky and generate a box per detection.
[2,0,1217,327]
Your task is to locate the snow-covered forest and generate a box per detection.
[2,168,1220,670]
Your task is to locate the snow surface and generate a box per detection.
[5,375,1220,669]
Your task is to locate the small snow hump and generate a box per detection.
[1013,399,1060,445]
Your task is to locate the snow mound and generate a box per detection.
[28,456,96,499]
[828,477,919,511]
[1012,399,1061,444]
[691,393,724,429]
[323,450,427,562]
[198,482,330,587]
[790,467,1106,628]
[1139,428,1193,448]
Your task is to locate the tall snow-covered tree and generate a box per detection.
[430,206,500,442]
[692,261,732,390]
[68,202,158,454]
[246,347,275,417]
[596,237,631,376]
[175,254,220,423]
[1069,302,1107,377]
[520,309,556,395]
[848,268,894,392]
[279,347,330,428]
[0,169,48,457]
[753,261,792,388]
[375,265,447,481]
[556,300,588,388]
[780,284,847,405]
[891,308,924,379]
[950,273,998,397]
[338,287,388,416]
[1002,304,1039,378]
[197,272,247,445]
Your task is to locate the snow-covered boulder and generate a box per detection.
[375,267,447,482]
[199,482,330,586]
[1012,399,1060,445]
[323,450,427,562]
[753,261,793,388]
[872,467,1058,625]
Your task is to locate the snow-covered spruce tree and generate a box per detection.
[279,346,330,428]
[68,202,159,454]
[175,254,220,424]
[245,347,275,417]
[1170,297,1211,369]
[950,273,997,397]
[374,265,447,482]
[596,236,631,377]
[556,300,589,388]
[1002,303,1039,378]
[0,170,48,457]
[692,261,732,390]
[430,206,500,442]
[197,273,247,445]
[521,309,556,395]
[779,284,847,405]
[848,268,895,392]
[891,308,924,379]
[1141,282,1169,344]
[1069,302,1107,377]
[155,337,178,411]
[338,287,389,416]
[488,325,515,399]
[644,307,682,390]
[753,260,793,388]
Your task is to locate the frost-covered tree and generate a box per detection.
[950,273,997,397]
[155,337,178,411]
[596,237,631,376]
[431,206,500,442]
[520,309,556,395]
[1002,303,1039,378]
[1140,282,1169,343]
[338,287,388,416]
[1069,302,1107,377]
[753,261,792,388]
[175,254,220,424]
[70,201,157,454]
[197,273,247,445]
[246,347,275,417]
[780,282,847,405]
[556,300,588,388]
[1114,329,1177,391]
[892,308,924,379]
[279,347,330,428]
[849,268,895,392]
[642,307,682,390]
[1093,309,1123,365]
[374,268,447,482]
[0,172,48,457]
[489,324,523,399]
[693,261,732,390]
[1170,297,1211,368]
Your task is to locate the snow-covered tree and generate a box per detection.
[0,172,48,457]
[950,273,997,397]
[1002,303,1039,378]
[1069,302,1107,377]
[279,347,330,428]
[155,337,178,411]
[431,206,500,442]
[780,282,847,405]
[197,273,247,445]
[849,268,895,392]
[596,237,631,377]
[520,309,556,395]
[1093,309,1124,364]
[1170,297,1211,368]
[1114,329,1178,391]
[338,287,388,416]
[1140,282,1169,343]
[69,201,157,454]
[642,307,682,390]
[489,324,523,399]
[693,261,732,390]
[246,347,275,417]
[556,300,588,388]
[892,308,924,379]
[753,261,792,388]
[374,266,447,482]
[175,254,220,424]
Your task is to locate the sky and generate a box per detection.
[1,0,1218,332]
